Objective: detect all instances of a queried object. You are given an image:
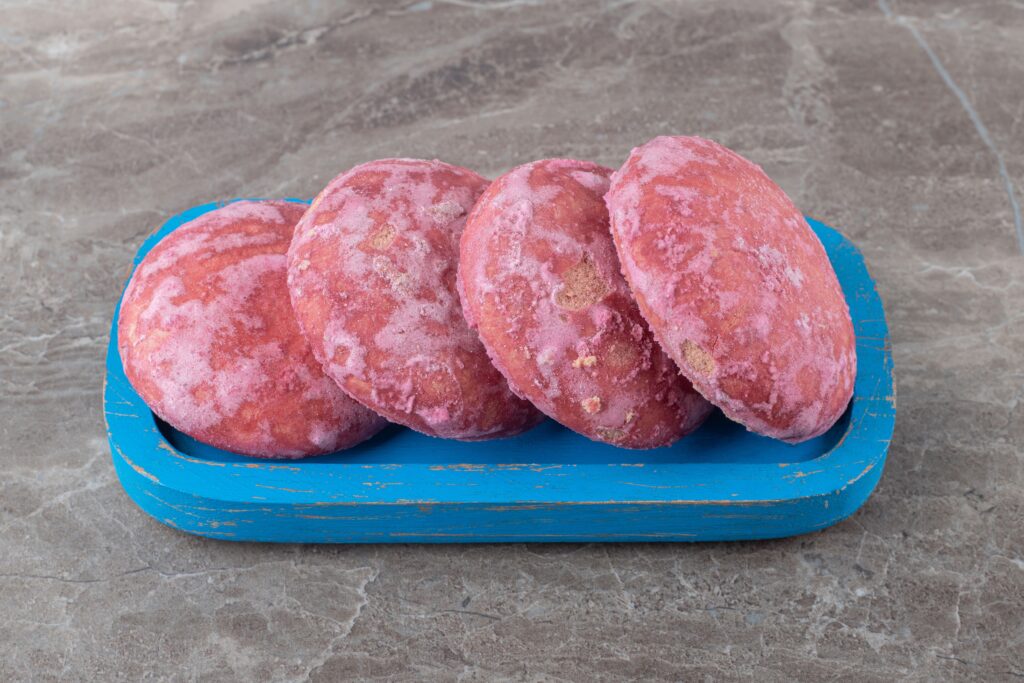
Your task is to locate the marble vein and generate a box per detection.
[879,0,1024,253]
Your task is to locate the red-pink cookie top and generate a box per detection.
[117,200,388,458]
[460,159,712,448]
[606,136,856,443]
[287,159,541,440]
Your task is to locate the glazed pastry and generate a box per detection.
[606,136,856,443]
[287,159,542,440]
[460,158,711,448]
[118,200,387,458]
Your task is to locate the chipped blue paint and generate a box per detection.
[104,201,895,542]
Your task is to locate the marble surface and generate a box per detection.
[2,0,1023,679]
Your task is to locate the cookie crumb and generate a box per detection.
[572,354,598,369]
[555,255,609,311]
[596,427,625,442]
[581,396,602,414]
[682,340,716,376]
[369,224,396,251]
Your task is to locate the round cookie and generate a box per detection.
[117,200,388,458]
[459,159,712,448]
[287,159,542,440]
[606,136,856,443]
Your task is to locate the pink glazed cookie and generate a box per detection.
[460,159,712,448]
[117,200,388,458]
[287,159,541,440]
[606,136,856,443]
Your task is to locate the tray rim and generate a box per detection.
[104,199,894,538]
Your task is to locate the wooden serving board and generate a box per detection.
[104,200,895,543]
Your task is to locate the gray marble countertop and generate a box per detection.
[3,1,1023,680]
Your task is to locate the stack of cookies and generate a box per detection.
[117,136,856,458]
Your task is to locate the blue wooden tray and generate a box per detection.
[104,200,895,543]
